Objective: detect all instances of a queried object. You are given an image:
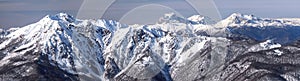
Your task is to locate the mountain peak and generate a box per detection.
[157,12,216,24]
[226,13,258,22]
[43,13,76,23]
[187,15,205,22]
[163,12,176,18]
[228,13,242,18]
[188,15,216,24]
[158,12,187,24]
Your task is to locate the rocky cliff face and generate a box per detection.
[0,13,300,81]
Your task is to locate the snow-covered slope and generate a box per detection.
[0,13,300,81]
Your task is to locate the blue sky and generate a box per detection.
[1,0,300,29]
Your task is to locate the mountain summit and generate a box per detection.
[0,13,300,81]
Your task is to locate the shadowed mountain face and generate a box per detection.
[0,13,300,81]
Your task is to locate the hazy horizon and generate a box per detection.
[1,0,300,29]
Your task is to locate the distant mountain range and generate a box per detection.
[0,13,300,81]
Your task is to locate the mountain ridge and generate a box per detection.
[0,13,300,81]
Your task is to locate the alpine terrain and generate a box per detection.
[0,13,300,81]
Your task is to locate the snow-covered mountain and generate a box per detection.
[217,13,300,27]
[188,15,216,24]
[157,13,215,25]
[213,13,300,44]
[0,13,300,81]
